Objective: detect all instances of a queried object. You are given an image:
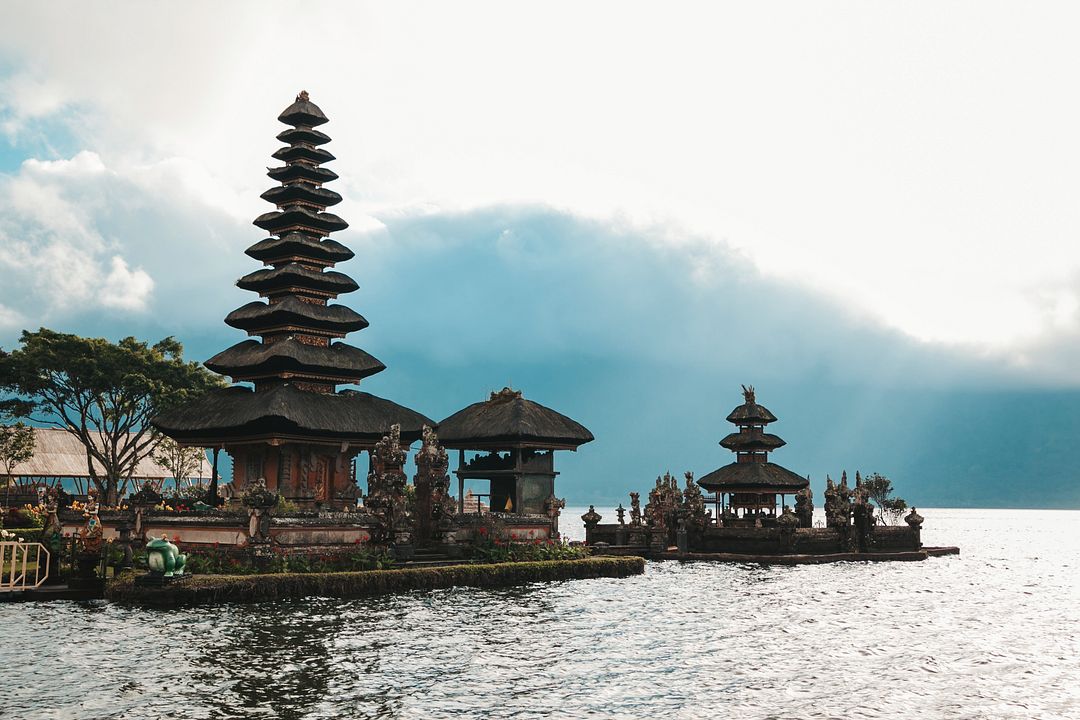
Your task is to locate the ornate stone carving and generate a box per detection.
[825,472,853,529]
[544,495,566,539]
[581,504,601,543]
[681,471,709,531]
[242,478,278,543]
[794,485,814,528]
[413,425,454,546]
[242,478,279,510]
[629,492,642,526]
[367,424,410,545]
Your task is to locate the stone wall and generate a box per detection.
[585,521,920,556]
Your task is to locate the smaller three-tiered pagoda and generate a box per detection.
[697,385,809,519]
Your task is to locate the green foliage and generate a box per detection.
[465,514,587,562]
[0,329,224,504]
[0,421,35,523]
[3,506,46,529]
[181,545,395,576]
[151,434,206,488]
[0,422,35,474]
[862,472,908,525]
[274,496,299,514]
[469,533,589,563]
[105,556,645,606]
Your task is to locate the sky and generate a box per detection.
[2,2,1080,507]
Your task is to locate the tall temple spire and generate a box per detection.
[206,91,384,393]
[153,94,431,478]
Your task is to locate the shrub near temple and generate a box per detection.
[180,544,395,576]
[469,526,588,563]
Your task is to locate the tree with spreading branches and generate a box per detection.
[862,472,908,525]
[152,433,207,493]
[0,329,223,505]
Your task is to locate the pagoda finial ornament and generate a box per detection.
[489,387,523,403]
[297,89,309,102]
[741,384,756,404]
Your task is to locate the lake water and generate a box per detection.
[3,508,1079,719]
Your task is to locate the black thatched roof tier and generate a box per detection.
[224,298,369,334]
[719,432,786,452]
[268,164,339,185]
[260,184,342,209]
[278,92,329,128]
[237,263,358,296]
[726,401,778,425]
[246,234,353,264]
[151,384,430,445]
[272,145,336,165]
[697,462,809,492]
[205,339,384,381]
[254,208,348,235]
[438,388,594,450]
[277,127,331,146]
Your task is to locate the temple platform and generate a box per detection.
[596,545,960,564]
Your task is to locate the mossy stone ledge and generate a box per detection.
[105,556,645,607]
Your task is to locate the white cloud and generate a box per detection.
[1,2,1080,364]
[0,304,23,329]
[0,151,154,321]
[100,255,153,311]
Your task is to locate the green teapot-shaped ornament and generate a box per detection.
[146,535,187,577]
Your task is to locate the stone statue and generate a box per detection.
[581,505,601,526]
[777,505,798,551]
[837,471,853,525]
[242,478,278,543]
[544,495,566,539]
[681,471,708,536]
[852,473,876,552]
[629,492,642,526]
[794,485,814,528]
[823,475,838,528]
[616,503,626,525]
[367,424,411,545]
[581,505,601,544]
[146,535,187,577]
[414,425,453,545]
[644,484,662,528]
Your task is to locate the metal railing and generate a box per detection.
[0,541,50,592]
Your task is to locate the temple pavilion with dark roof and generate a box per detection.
[697,385,809,520]
[153,92,431,507]
[438,388,593,516]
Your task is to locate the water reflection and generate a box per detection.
[4,509,1080,719]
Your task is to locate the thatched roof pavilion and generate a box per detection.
[698,386,808,516]
[438,388,592,517]
[438,387,594,450]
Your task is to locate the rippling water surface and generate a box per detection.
[4,508,1080,719]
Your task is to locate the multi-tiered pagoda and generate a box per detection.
[153,92,431,507]
[697,385,808,518]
